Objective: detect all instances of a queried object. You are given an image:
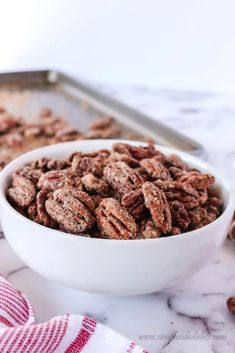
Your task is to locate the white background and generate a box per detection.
[1,0,235,94]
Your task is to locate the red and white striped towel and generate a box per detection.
[0,276,148,353]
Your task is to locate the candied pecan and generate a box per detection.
[4,132,23,147]
[103,161,145,195]
[30,157,51,171]
[0,112,21,133]
[71,153,107,177]
[14,165,43,184]
[169,167,185,180]
[37,169,82,191]
[155,180,199,209]
[0,154,12,171]
[95,198,138,239]
[121,189,146,220]
[171,227,181,235]
[140,157,170,180]
[142,182,172,233]
[42,117,69,137]
[170,201,190,230]
[140,218,161,239]
[108,152,139,168]
[197,189,208,205]
[39,107,53,118]
[92,195,104,208]
[113,143,157,160]
[24,124,42,137]
[8,175,36,208]
[188,207,216,229]
[227,297,235,316]
[87,117,121,139]
[55,128,85,142]
[46,159,71,170]
[28,190,55,227]
[179,171,215,189]
[89,116,115,130]
[81,173,108,196]
[45,187,95,234]
[164,154,189,170]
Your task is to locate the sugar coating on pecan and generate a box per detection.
[170,201,190,230]
[179,172,215,189]
[142,182,172,233]
[103,161,144,195]
[154,180,199,209]
[37,169,82,191]
[121,189,146,220]
[45,187,95,234]
[113,143,157,160]
[81,173,109,196]
[140,218,161,239]
[140,157,171,180]
[71,153,108,177]
[14,165,43,184]
[7,175,36,208]
[95,198,138,239]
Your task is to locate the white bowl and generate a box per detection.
[0,140,233,295]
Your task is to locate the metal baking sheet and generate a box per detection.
[0,70,204,155]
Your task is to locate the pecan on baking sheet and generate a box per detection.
[95,198,138,239]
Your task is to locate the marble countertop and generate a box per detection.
[1,85,235,353]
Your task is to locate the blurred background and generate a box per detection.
[1,0,235,94]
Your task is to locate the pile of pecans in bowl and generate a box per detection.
[7,143,223,239]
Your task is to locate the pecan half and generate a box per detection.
[164,154,189,170]
[113,143,157,160]
[140,218,161,239]
[179,171,215,189]
[140,158,170,180]
[155,180,199,209]
[14,165,43,184]
[170,201,190,230]
[71,153,108,177]
[87,117,121,139]
[7,175,36,208]
[108,152,139,168]
[95,198,138,239]
[142,182,172,233]
[103,161,145,195]
[121,189,146,220]
[81,173,109,196]
[28,189,55,227]
[45,187,95,234]
[37,169,81,191]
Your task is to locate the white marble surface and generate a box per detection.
[1,85,235,353]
